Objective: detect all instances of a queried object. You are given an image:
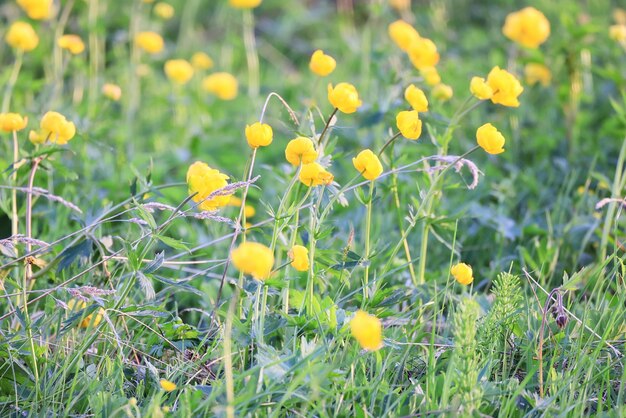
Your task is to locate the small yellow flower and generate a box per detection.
[164,59,194,84]
[17,0,53,20]
[29,111,76,145]
[327,83,362,114]
[229,0,262,9]
[285,137,318,166]
[388,20,420,52]
[420,66,441,86]
[202,72,238,100]
[389,0,410,12]
[5,22,39,52]
[486,66,523,107]
[159,379,177,392]
[450,262,473,285]
[350,310,382,351]
[231,242,274,280]
[299,162,334,187]
[408,37,439,70]
[469,76,493,100]
[191,52,214,70]
[245,122,273,148]
[404,84,428,112]
[289,245,309,272]
[135,31,164,54]
[353,149,383,181]
[431,83,453,101]
[309,50,336,77]
[610,24,626,43]
[58,34,85,54]
[396,110,422,140]
[524,63,552,87]
[0,113,28,133]
[476,123,505,155]
[67,299,104,328]
[186,161,232,211]
[102,83,122,101]
[502,7,550,49]
[154,2,175,20]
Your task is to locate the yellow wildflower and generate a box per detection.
[5,22,39,52]
[327,83,362,114]
[67,299,104,328]
[29,111,76,145]
[353,149,383,181]
[102,83,122,101]
[476,123,505,155]
[396,110,422,140]
[164,59,194,84]
[0,113,28,132]
[486,66,523,107]
[408,37,439,69]
[231,242,274,280]
[191,52,214,70]
[299,162,334,187]
[154,2,174,20]
[202,72,238,100]
[420,66,441,86]
[470,76,493,100]
[289,245,309,272]
[404,84,428,112]
[309,50,336,77]
[451,263,473,285]
[245,122,273,148]
[350,310,382,351]
[502,7,550,49]
[285,137,318,166]
[524,63,551,87]
[186,161,232,211]
[17,0,52,20]
[229,0,262,8]
[432,83,453,101]
[58,35,85,54]
[388,20,420,51]
[135,31,164,54]
[159,379,177,392]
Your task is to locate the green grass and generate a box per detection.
[1,0,626,416]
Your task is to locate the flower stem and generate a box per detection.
[243,9,259,99]
[11,130,19,240]
[318,107,338,148]
[362,180,374,304]
[378,131,402,157]
[1,50,23,113]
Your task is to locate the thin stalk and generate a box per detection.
[1,50,23,113]
[378,132,402,157]
[318,107,338,148]
[11,130,19,240]
[362,181,374,304]
[306,186,325,314]
[243,9,259,99]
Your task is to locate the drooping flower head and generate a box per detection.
[231,242,274,280]
[164,59,194,84]
[134,31,164,54]
[0,113,28,133]
[29,111,76,145]
[451,263,473,285]
[285,137,318,166]
[289,245,309,272]
[486,66,523,107]
[186,161,232,211]
[327,83,362,114]
[396,110,422,140]
[299,163,334,187]
[388,20,420,51]
[58,35,85,54]
[404,84,428,112]
[202,72,238,100]
[502,7,550,49]
[353,149,383,181]
[476,123,505,155]
[245,122,273,148]
[5,22,39,52]
[350,310,382,351]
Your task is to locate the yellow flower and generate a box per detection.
[353,149,383,181]
[420,66,441,86]
[389,0,410,12]
[102,83,122,101]
[186,161,232,211]
[228,0,262,9]
[154,2,174,20]
[5,22,39,52]
[67,299,104,328]
[135,31,164,54]
[285,137,318,166]
[289,245,309,272]
[450,263,473,285]
[231,242,274,280]
[58,35,85,55]
[431,83,453,101]
[299,163,334,187]
[407,37,439,69]
[469,76,493,100]
[202,72,238,100]
[476,123,505,155]
[327,83,362,114]
[29,111,76,145]
[502,7,550,49]
[609,25,626,42]
[191,52,214,70]
[164,59,194,84]
[17,0,53,20]
[486,66,523,107]
[0,113,28,133]
[159,379,177,392]
[245,122,273,148]
[309,50,336,77]
[404,84,428,112]
[350,310,382,351]
[396,110,422,140]
[524,63,551,87]
[388,20,420,52]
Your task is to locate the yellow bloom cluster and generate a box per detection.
[502,7,550,49]
[471,66,523,107]
[29,112,76,145]
[186,161,232,211]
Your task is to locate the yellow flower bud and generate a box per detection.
[431,83,453,101]
[135,31,164,54]
[285,137,318,166]
[245,122,273,148]
[469,76,493,100]
[407,37,439,70]
[353,149,383,181]
[388,20,420,52]
[327,82,362,114]
[420,66,441,86]
[502,7,550,49]
[202,72,238,100]
[450,262,473,285]
[17,0,53,20]
[486,66,523,107]
[5,22,39,52]
[299,162,334,187]
[228,0,262,9]
[30,111,76,145]
[404,84,428,112]
[395,110,422,140]
[0,113,28,132]
[524,63,551,87]
[102,83,122,101]
[289,245,309,272]
[159,379,177,392]
[191,52,214,70]
[350,310,382,351]
[476,123,505,155]
[58,34,85,55]
[164,59,194,84]
[186,161,232,211]
[154,2,175,20]
[231,242,274,280]
[309,50,336,77]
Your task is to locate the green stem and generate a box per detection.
[318,107,338,149]
[243,9,259,99]
[11,130,19,240]
[362,181,374,304]
[378,131,402,157]
[1,50,23,113]
[305,186,325,314]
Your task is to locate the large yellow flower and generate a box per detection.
[299,163,334,187]
[245,122,273,148]
[202,72,238,100]
[29,111,76,145]
[186,161,232,211]
[5,22,39,52]
[486,66,523,107]
[388,20,420,51]
[327,83,362,114]
[502,7,550,49]
[309,50,336,77]
[231,242,274,280]
[450,263,473,285]
[396,110,422,140]
[285,137,318,166]
[476,123,505,155]
[164,59,194,84]
[0,113,28,133]
[350,310,382,351]
[353,149,383,181]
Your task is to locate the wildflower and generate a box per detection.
[610,24,626,42]
[134,31,164,54]
[57,35,85,54]
[228,0,262,8]
[231,242,274,280]
[469,77,493,100]
[67,299,104,328]
[404,84,428,112]
[476,123,505,155]
[432,83,453,101]
[164,59,194,84]
[327,83,362,114]
[154,2,174,19]
[309,50,336,77]
[420,66,441,86]
[17,0,52,20]
[524,63,551,87]
[285,137,318,166]
[159,379,177,392]
[191,52,214,70]
[299,162,334,187]
[486,66,523,107]
[202,72,238,100]
[408,37,439,69]
[502,7,550,49]
[5,22,39,52]
[350,310,382,351]
[289,245,309,272]
[353,149,383,181]
[245,122,273,148]
[389,0,410,12]
[29,111,76,145]
[396,110,422,140]
[186,161,232,211]
[0,113,28,132]
[388,20,420,51]
[102,83,122,101]
[451,263,473,285]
